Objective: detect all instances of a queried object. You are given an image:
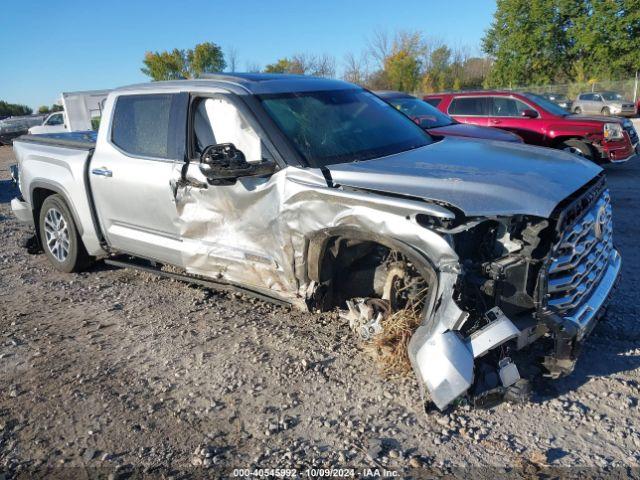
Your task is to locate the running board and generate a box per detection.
[104,256,291,307]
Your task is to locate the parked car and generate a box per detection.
[0,115,45,145]
[11,74,620,410]
[424,90,639,163]
[573,91,636,117]
[540,92,572,111]
[28,90,111,135]
[375,91,522,143]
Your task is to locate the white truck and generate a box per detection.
[28,89,111,135]
[10,74,621,410]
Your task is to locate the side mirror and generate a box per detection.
[199,143,276,183]
[520,109,538,118]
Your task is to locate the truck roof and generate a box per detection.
[117,73,354,96]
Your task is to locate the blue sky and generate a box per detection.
[0,0,496,109]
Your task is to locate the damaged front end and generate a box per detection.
[406,175,621,410]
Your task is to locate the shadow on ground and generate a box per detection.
[0,179,17,204]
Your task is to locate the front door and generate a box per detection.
[486,96,545,144]
[89,92,188,265]
[172,94,294,293]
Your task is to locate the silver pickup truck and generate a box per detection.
[10,74,621,410]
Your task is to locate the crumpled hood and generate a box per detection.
[327,137,602,218]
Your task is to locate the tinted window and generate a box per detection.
[111,94,173,158]
[523,93,569,116]
[387,96,453,128]
[490,97,532,116]
[259,89,432,167]
[448,97,489,116]
[579,93,592,100]
[601,92,623,101]
[424,98,442,107]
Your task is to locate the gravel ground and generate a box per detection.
[0,144,639,479]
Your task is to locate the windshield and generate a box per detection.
[601,92,624,101]
[386,96,454,128]
[258,89,433,167]
[523,93,569,116]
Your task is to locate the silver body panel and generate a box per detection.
[326,137,601,218]
[10,78,621,409]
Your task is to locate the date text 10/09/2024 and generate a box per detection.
[232,468,401,477]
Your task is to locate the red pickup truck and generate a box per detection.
[424,91,639,163]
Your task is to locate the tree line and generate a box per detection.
[483,0,640,88]
[141,0,639,92]
[0,100,32,118]
[140,35,490,93]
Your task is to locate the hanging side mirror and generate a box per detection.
[199,143,276,183]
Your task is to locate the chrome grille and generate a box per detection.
[547,190,614,316]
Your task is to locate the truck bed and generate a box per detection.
[12,130,104,255]
[15,131,97,150]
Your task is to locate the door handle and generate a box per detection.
[91,167,112,177]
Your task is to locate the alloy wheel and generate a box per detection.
[43,207,70,262]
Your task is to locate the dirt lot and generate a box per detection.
[0,144,639,478]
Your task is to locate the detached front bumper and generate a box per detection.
[408,249,622,411]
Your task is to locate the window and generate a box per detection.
[490,97,533,116]
[259,89,432,167]
[424,97,442,108]
[388,97,453,128]
[111,94,173,159]
[579,93,592,101]
[593,94,603,102]
[523,93,569,116]
[47,113,64,126]
[448,97,490,116]
[192,97,270,162]
[601,92,623,101]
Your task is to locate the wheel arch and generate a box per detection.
[30,181,85,240]
[306,226,439,312]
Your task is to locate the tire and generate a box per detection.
[574,106,582,114]
[39,194,92,273]
[601,107,611,116]
[559,139,594,161]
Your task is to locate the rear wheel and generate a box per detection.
[574,106,582,114]
[39,194,93,272]
[559,139,594,161]
[601,107,611,116]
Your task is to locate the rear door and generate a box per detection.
[446,96,490,126]
[486,96,545,144]
[89,92,189,265]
